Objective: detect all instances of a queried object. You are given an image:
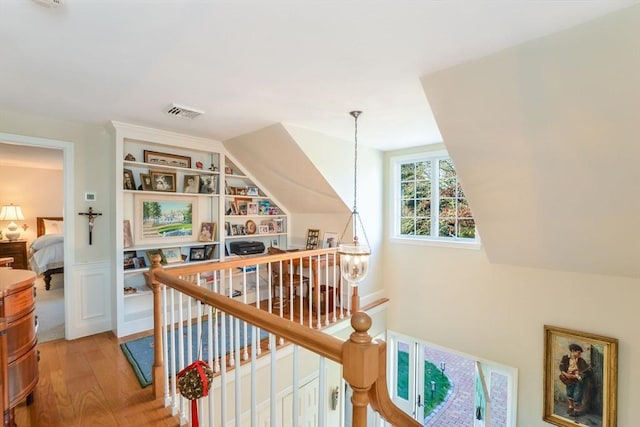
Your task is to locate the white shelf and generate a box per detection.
[125,160,220,175]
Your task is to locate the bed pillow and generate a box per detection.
[43,219,64,235]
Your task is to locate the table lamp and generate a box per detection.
[0,204,25,241]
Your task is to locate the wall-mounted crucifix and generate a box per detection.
[78,207,103,245]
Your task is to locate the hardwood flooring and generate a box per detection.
[14,332,180,427]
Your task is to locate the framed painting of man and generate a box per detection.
[543,325,618,427]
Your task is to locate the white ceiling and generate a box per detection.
[1,0,638,152]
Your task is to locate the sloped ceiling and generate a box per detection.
[224,124,348,214]
[421,6,640,278]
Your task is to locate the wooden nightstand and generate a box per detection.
[0,240,28,270]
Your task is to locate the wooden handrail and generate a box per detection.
[147,251,421,427]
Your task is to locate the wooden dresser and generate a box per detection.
[0,269,38,427]
[0,242,28,271]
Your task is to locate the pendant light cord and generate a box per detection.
[350,110,362,241]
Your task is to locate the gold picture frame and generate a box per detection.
[305,228,320,250]
[543,325,618,427]
[143,150,191,168]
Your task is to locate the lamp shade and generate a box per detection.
[338,241,370,286]
[0,204,25,221]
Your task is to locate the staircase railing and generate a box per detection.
[146,249,419,426]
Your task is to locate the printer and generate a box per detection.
[229,241,265,255]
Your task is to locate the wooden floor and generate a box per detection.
[14,332,180,427]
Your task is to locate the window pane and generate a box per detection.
[415,160,431,180]
[396,343,410,400]
[400,163,415,181]
[458,219,476,238]
[416,180,431,198]
[401,218,415,235]
[457,199,472,218]
[402,199,415,217]
[401,182,415,199]
[416,199,431,217]
[439,198,456,217]
[416,218,431,236]
[457,181,465,198]
[439,218,456,238]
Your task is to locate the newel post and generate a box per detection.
[342,312,378,427]
[147,254,165,399]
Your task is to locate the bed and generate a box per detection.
[29,216,64,290]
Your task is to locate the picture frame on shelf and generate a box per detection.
[144,150,191,168]
[139,173,153,191]
[274,218,285,233]
[543,325,618,427]
[134,195,199,245]
[123,220,133,248]
[270,238,279,248]
[204,244,215,260]
[224,166,233,175]
[123,250,136,270]
[199,175,217,194]
[132,257,146,269]
[198,222,216,242]
[146,249,167,265]
[245,219,257,235]
[305,228,320,250]
[183,175,200,193]
[258,200,270,215]
[247,202,258,215]
[258,225,269,234]
[123,169,136,190]
[161,247,183,264]
[247,186,259,196]
[150,170,177,192]
[322,231,339,248]
[268,206,279,215]
[189,247,206,261]
[235,198,251,215]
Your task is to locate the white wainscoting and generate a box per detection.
[66,261,112,339]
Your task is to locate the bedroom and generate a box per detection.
[0,141,65,342]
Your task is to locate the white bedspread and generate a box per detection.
[29,233,64,275]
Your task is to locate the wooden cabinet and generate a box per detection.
[0,241,27,270]
[0,269,38,426]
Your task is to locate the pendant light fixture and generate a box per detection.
[338,111,371,311]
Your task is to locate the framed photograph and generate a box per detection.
[224,222,231,236]
[161,247,183,264]
[245,219,257,235]
[199,175,217,194]
[123,220,133,248]
[139,173,153,191]
[132,257,147,269]
[204,244,215,260]
[183,175,200,193]
[247,202,258,215]
[305,228,320,250]
[144,150,191,168]
[258,200,270,215]
[123,250,136,270]
[270,238,279,248]
[543,325,618,427]
[247,186,259,196]
[123,168,136,190]
[189,247,206,261]
[146,249,167,265]
[322,231,339,248]
[258,225,269,234]
[134,195,199,245]
[198,222,216,242]
[235,198,251,215]
[150,170,177,192]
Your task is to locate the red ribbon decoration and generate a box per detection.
[177,360,212,427]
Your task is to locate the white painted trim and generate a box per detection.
[0,132,74,340]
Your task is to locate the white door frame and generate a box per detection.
[0,132,74,339]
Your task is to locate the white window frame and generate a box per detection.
[390,150,481,249]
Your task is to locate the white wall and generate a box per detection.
[383,151,640,426]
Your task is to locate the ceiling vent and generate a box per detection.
[165,103,204,120]
[33,0,63,7]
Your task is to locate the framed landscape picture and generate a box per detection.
[134,195,199,245]
[144,150,191,168]
[543,325,618,427]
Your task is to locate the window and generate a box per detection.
[393,152,478,244]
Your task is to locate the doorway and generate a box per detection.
[388,332,517,427]
[0,132,74,341]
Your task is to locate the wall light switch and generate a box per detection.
[84,192,96,201]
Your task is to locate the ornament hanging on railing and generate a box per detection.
[177,360,214,427]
